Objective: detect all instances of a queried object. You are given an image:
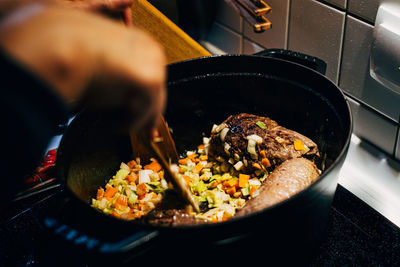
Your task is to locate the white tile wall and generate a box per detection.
[243,38,265,54]
[319,0,347,9]
[348,0,383,23]
[215,0,243,33]
[288,0,345,83]
[205,22,242,54]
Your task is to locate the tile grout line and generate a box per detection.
[337,12,348,86]
[286,0,292,50]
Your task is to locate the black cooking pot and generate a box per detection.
[53,50,352,265]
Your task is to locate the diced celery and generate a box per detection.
[241,186,250,197]
[221,173,231,180]
[114,169,130,180]
[209,174,221,182]
[103,208,112,214]
[193,180,207,194]
[256,121,266,130]
[196,195,207,202]
[129,193,138,204]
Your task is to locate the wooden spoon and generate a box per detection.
[129,116,200,212]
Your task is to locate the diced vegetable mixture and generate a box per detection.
[91,137,269,223]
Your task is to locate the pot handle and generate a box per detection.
[43,216,159,254]
[254,49,327,75]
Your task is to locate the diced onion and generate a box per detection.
[234,161,244,171]
[200,161,208,166]
[149,172,159,181]
[249,178,261,186]
[220,127,229,142]
[215,123,227,133]
[120,162,130,170]
[247,139,258,159]
[186,150,195,156]
[228,158,235,164]
[246,134,263,144]
[203,137,210,145]
[224,142,231,156]
[243,157,248,167]
[161,179,168,189]
[211,124,218,133]
[138,170,152,184]
[170,164,179,174]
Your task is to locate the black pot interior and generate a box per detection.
[57,55,351,229]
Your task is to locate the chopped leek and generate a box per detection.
[256,121,267,130]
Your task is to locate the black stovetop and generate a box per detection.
[1,185,399,266]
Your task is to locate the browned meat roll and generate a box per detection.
[235,158,320,217]
[209,113,319,172]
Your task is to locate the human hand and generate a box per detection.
[0,1,166,135]
[60,0,133,26]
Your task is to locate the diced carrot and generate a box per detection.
[126,174,136,183]
[105,197,113,203]
[114,202,124,211]
[151,192,158,199]
[197,144,204,150]
[104,186,118,198]
[116,195,128,206]
[239,174,250,188]
[293,139,305,151]
[209,180,220,188]
[111,211,120,218]
[178,158,188,165]
[138,194,146,200]
[136,183,147,196]
[187,153,198,160]
[226,186,236,195]
[144,161,162,172]
[183,175,191,186]
[260,150,267,158]
[193,163,204,173]
[250,185,259,196]
[199,155,208,161]
[252,163,262,170]
[96,188,104,200]
[127,160,137,168]
[211,217,219,223]
[223,178,238,188]
[233,191,242,198]
[261,158,271,168]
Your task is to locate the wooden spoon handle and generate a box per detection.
[149,141,200,212]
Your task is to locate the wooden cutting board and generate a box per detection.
[131,0,211,64]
